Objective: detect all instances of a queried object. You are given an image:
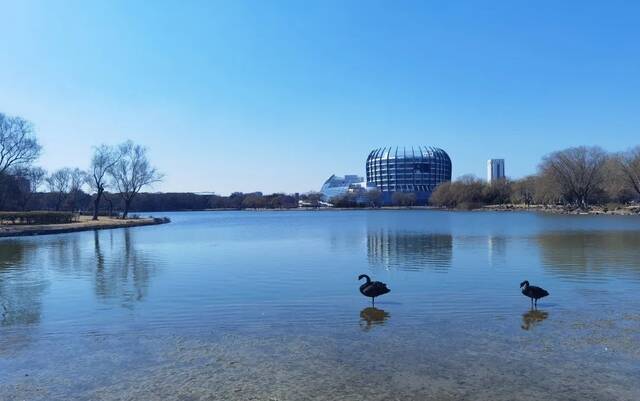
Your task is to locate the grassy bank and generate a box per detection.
[0,215,170,238]
[476,203,640,215]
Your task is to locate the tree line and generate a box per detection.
[0,112,162,218]
[430,146,640,209]
[4,112,640,214]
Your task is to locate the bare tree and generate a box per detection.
[46,168,71,211]
[539,146,608,208]
[87,144,120,220]
[511,176,537,207]
[13,166,46,210]
[483,178,512,205]
[616,146,640,199]
[365,188,383,207]
[0,113,41,175]
[69,167,88,211]
[109,141,163,219]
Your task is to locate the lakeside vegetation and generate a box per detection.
[0,211,76,225]
[430,146,640,211]
[3,111,640,216]
[0,214,169,238]
[1,111,162,218]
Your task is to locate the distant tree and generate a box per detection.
[430,175,485,209]
[46,168,71,211]
[430,182,454,208]
[241,192,265,209]
[226,192,246,209]
[268,193,297,208]
[365,188,383,207]
[511,176,537,206]
[109,141,163,218]
[483,178,512,205]
[68,167,88,211]
[600,156,634,204]
[539,146,608,208]
[331,193,360,208]
[0,174,23,210]
[13,166,46,210]
[208,194,227,209]
[532,172,564,205]
[616,146,640,200]
[300,191,323,207]
[0,113,41,175]
[88,145,120,220]
[391,192,417,207]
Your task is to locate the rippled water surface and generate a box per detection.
[1,210,640,400]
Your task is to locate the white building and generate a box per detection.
[487,159,505,183]
[320,174,365,200]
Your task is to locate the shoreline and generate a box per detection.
[199,204,640,215]
[475,204,640,216]
[114,205,640,215]
[0,216,170,238]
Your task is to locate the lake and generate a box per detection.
[1,210,640,400]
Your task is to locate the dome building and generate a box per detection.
[320,174,365,201]
[366,146,452,205]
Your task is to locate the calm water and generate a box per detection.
[1,210,640,400]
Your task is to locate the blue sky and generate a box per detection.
[1,1,639,194]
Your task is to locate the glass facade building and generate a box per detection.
[366,146,452,205]
[487,159,505,183]
[320,174,365,201]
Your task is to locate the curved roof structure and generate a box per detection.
[366,146,451,163]
[366,146,452,205]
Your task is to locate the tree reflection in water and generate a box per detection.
[367,230,452,271]
[359,307,390,331]
[0,240,46,328]
[537,231,640,280]
[93,229,156,308]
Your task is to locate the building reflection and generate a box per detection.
[487,235,507,264]
[537,231,640,279]
[367,230,453,271]
[359,307,390,331]
[521,309,549,331]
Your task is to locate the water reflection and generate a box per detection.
[367,231,452,271]
[0,227,158,332]
[359,307,390,331]
[0,240,36,270]
[537,232,640,280]
[92,229,156,308]
[521,309,549,331]
[487,235,507,264]
[0,240,46,328]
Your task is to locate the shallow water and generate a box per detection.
[1,210,640,400]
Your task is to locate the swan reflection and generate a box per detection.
[521,309,549,331]
[359,307,390,331]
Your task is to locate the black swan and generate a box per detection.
[520,280,549,308]
[358,274,390,306]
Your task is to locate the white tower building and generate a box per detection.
[487,159,505,183]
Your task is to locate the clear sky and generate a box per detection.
[1,1,639,194]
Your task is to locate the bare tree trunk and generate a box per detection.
[122,199,131,219]
[93,187,104,220]
[106,197,113,217]
[55,194,62,211]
